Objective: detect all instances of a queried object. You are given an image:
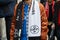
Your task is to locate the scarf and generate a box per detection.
[28,0,41,37]
[10,0,41,40]
[21,2,29,40]
[14,2,23,40]
[10,2,23,40]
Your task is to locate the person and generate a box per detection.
[10,0,48,40]
[0,0,16,40]
[45,0,56,40]
[52,0,60,40]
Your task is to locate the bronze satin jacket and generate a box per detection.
[10,2,48,40]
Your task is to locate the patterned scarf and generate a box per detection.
[28,0,41,37]
[10,0,41,40]
[21,2,29,40]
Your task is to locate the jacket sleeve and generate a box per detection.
[39,3,48,40]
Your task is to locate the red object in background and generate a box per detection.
[58,10,60,25]
[45,2,49,18]
[52,0,55,15]
[45,0,55,18]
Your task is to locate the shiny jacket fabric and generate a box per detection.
[0,0,16,18]
[10,2,48,40]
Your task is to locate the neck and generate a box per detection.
[24,0,32,5]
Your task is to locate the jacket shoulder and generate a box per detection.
[38,2,45,14]
[39,3,45,11]
[39,3,44,8]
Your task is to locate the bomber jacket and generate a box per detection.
[10,2,48,40]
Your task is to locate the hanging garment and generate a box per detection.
[14,6,22,40]
[21,2,29,40]
[45,0,55,40]
[52,0,55,15]
[0,0,16,6]
[10,0,48,40]
[27,0,41,40]
[45,1,49,18]
[0,0,10,5]
[28,0,41,37]
[0,18,7,40]
[10,2,23,40]
[45,0,55,19]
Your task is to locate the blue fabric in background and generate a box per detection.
[0,1,16,18]
[21,3,28,40]
[0,0,10,4]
